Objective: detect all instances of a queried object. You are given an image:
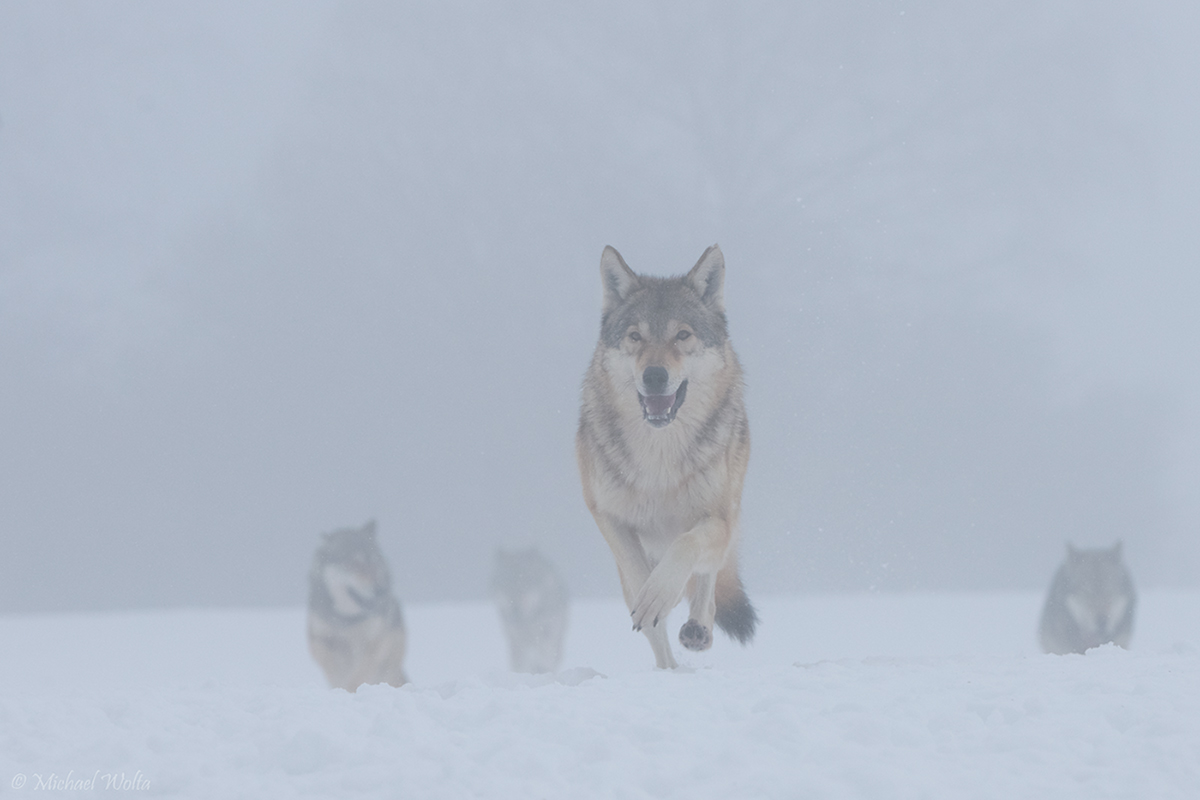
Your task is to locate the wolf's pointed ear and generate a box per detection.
[686,244,725,310]
[1066,541,1077,556]
[600,246,639,313]
[363,520,377,538]
[1111,540,1123,558]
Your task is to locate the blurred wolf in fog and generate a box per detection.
[307,520,409,690]
[490,547,570,673]
[577,244,757,670]
[1039,542,1136,655]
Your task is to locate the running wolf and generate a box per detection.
[1039,542,1136,655]
[307,520,409,690]
[577,244,757,669]
[490,547,570,673]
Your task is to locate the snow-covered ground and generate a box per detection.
[3,591,1199,798]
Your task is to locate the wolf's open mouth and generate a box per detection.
[638,380,688,427]
[347,586,378,609]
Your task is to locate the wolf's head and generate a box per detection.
[1060,541,1135,644]
[597,245,730,428]
[490,547,568,627]
[309,520,393,618]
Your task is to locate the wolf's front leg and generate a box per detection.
[641,619,678,669]
[590,511,679,669]
[629,553,691,632]
[630,517,730,639]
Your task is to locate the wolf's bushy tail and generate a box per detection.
[714,565,757,644]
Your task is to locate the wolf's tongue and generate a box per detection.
[643,392,676,416]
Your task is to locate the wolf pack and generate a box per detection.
[306,245,1140,691]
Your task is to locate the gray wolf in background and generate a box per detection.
[577,244,757,669]
[490,547,570,673]
[1039,542,1136,655]
[307,520,409,690]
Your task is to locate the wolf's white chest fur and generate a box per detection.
[607,427,732,558]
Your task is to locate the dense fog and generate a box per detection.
[2,1,1198,612]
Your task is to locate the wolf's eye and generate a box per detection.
[676,330,692,341]
[628,331,642,342]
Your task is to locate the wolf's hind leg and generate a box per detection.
[679,573,716,651]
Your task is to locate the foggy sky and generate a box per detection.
[2,0,1199,612]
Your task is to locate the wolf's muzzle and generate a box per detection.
[638,379,688,427]
[642,366,669,394]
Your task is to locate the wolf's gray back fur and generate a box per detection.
[490,547,570,673]
[307,520,409,690]
[1039,542,1136,655]
[578,244,757,669]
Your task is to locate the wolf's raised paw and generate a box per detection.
[630,564,688,633]
[679,619,713,651]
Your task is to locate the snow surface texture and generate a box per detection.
[3,592,1199,798]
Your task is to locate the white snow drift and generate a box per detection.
[2,591,1198,799]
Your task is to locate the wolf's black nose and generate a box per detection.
[643,366,669,394]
